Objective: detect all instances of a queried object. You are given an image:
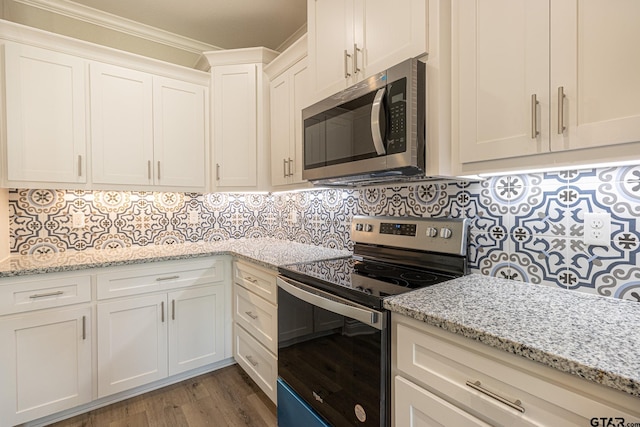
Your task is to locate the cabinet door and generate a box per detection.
[551,0,640,152]
[90,62,154,186]
[97,294,167,397]
[290,58,310,184]
[308,0,354,99]
[395,376,491,427]
[457,0,550,163]
[358,0,428,78]
[212,64,257,187]
[4,43,87,184]
[153,77,207,189]
[168,285,225,375]
[270,71,292,187]
[0,307,91,426]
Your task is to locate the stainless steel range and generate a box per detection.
[276,215,470,427]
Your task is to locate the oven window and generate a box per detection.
[304,90,382,170]
[278,288,385,427]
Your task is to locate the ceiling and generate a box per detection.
[70,0,307,51]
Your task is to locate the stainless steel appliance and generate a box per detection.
[302,59,426,186]
[277,215,470,427]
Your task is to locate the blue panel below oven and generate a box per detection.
[277,378,331,427]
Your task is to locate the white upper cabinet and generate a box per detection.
[1,22,209,191]
[212,64,258,188]
[91,63,207,190]
[455,0,640,170]
[308,0,427,101]
[153,77,206,189]
[90,62,154,186]
[265,36,310,188]
[206,48,277,191]
[4,42,87,185]
[457,0,550,163]
[550,1,640,152]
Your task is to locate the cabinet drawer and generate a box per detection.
[0,274,91,315]
[234,323,277,404]
[233,283,277,353]
[233,261,277,304]
[395,376,490,427]
[97,258,225,300]
[395,316,640,426]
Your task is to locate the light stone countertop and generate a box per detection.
[384,274,640,399]
[0,238,352,278]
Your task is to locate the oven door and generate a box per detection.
[277,276,389,427]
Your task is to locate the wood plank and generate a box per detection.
[48,365,276,427]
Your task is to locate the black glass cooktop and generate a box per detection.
[279,257,458,310]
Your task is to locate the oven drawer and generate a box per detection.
[394,315,640,426]
[233,283,277,353]
[234,323,277,403]
[234,261,277,304]
[0,274,91,315]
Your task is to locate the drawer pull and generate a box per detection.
[245,311,259,320]
[245,276,258,284]
[29,291,64,299]
[156,275,180,282]
[246,355,259,367]
[466,380,525,413]
[82,315,86,340]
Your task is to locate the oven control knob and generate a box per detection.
[355,223,363,232]
[426,227,438,238]
[365,224,374,232]
[439,227,453,239]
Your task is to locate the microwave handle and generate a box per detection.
[371,87,387,155]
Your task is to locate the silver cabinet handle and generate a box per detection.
[82,315,86,340]
[216,163,221,181]
[245,311,259,320]
[78,155,82,177]
[344,50,352,78]
[172,299,175,321]
[161,301,165,323]
[246,355,259,367]
[283,158,287,178]
[157,161,161,180]
[288,158,293,177]
[558,86,566,134]
[156,275,180,282]
[353,43,361,74]
[148,160,152,180]
[466,380,525,413]
[531,94,539,139]
[29,290,63,299]
[371,87,387,155]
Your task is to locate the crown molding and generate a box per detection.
[12,0,222,54]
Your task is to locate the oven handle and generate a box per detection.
[277,276,384,330]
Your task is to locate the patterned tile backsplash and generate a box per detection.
[8,165,640,302]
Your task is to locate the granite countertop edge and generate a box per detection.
[384,275,640,399]
[0,239,353,278]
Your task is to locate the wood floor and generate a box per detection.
[48,365,277,427]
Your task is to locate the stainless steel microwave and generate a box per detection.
[302,58,425,186]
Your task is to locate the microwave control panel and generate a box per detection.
[386,77,407,154]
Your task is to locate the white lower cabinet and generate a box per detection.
[232,260,278,403]
[392,314,640,427]
[0,306,92,427]
[97,259,228,398]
